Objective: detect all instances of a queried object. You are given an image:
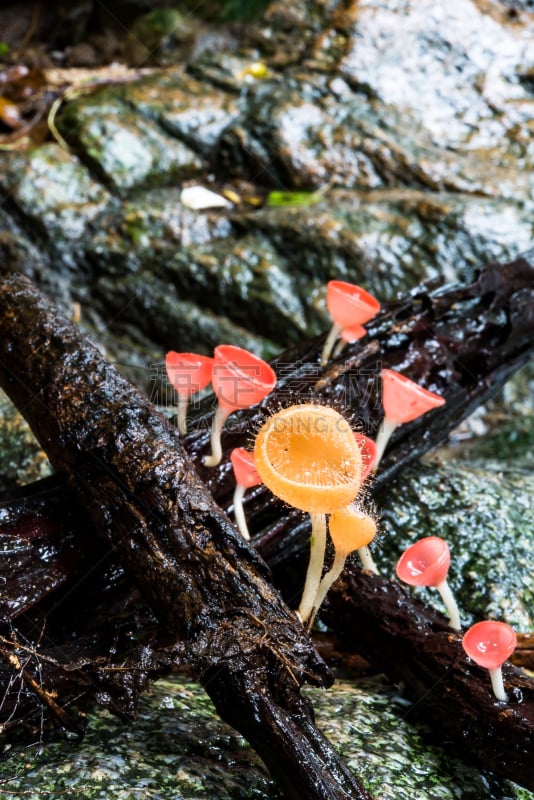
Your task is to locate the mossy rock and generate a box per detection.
[0,674,531,800]
[375,459,533,631]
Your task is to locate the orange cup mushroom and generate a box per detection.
[321,281,380,366]
[165,352,213,435]
[462,620,517,702]
[253,403,363,625]
[230,447,262,540]
[203,345,276,467]
[396,536,461,631]
[310,505,377,626]
[372,369,446,470]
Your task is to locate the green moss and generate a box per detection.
[1,675,530,800]
[218,0,270,21]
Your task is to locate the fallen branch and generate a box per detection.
[0,273,370,800]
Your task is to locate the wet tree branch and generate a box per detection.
[0,273,370,800]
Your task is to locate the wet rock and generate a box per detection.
[124,70,241,156]
[0,672,530,800]
[58,90,204,194]
[0,391,51,493]
[0,144,111,240]
[376,459,533,632]
[0,0,533,393]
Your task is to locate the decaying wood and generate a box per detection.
[1,251,534,792]
[0,274,370,800]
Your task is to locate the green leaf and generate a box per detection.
[266,190,322,208]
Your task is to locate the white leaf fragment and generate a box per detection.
[180,186,231,210]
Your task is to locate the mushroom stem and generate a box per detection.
[298,513,328,625]
[372,416,398,470]
[489,668,508,702]
[358,545,378,574]
[436,579,461,631]
[203,405,230,467]
[308,550,347,629]
[320,323,342,366]
[232,484,250,541]
[177,395,190,436]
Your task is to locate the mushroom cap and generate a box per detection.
[381,369,445,424]
[396,536,450,587]
[329,505,377,555]
[340,324,367,343]
[462,621,517,670]
[165,352,213,397]
[230,447,262,489]
[212,345,276,411]
[254,404,362,514]
[326,281,380,330]
[353,433,377,481]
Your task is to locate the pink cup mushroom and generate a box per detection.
[203,345,276,467]
[341,325,367,343]
[332,325,367,359]
[354,433,377,482]
[165,352,213,435]
[321,281,380,365]
[462,620,517,702]
[372,369,446,470]
[396,536,461,630]
[230,447,262,540]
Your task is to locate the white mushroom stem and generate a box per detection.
[177,395,189,435]
[371,416,399,471]
[298,513,327,625]
[435,579,461,631]
[311,550,347,626]
[488,667,508,702]
[232,484,250,541]
[320,322,342,366]
[203,405,230,467]
[332,339,346,359]
[358,545,379,574]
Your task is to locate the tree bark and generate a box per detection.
[0,273,370,800]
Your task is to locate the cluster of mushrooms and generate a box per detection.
[165,280,518,703]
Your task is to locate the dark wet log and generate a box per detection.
[0,478,99,620]
[0,274,371,800]
[322,567,534,793]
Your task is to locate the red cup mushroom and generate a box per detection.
[462,620,517,702]
[321,281,380,365]
[203,345,276,467]
[396,536,461,630]
[165,352,213,435]
[353,432,377,482]
[341,324,367,343]
[230,447,262,540]
[372,369,446,470]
